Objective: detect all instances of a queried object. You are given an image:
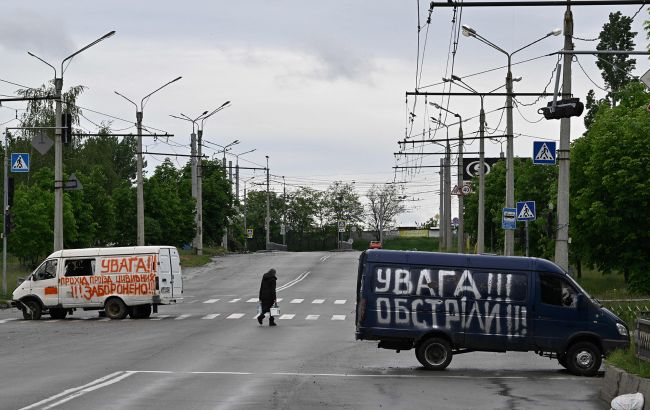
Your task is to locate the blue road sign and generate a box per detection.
[533,141,556,165]
[11,153,30,173]
[516,201,536,221]
[502,207,516,230]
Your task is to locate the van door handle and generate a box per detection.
[162,279,167,283]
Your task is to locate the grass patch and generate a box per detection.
[0,260,32,302]
[179,247,226,268]
[607,343,650,378]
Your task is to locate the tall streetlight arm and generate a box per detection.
[200,101,231,129]
[27,52,57,78]
[141,76,182,110]
[62,31,116,75]
[114,91,137,111]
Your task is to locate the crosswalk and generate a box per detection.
[0,313,349,324]
[192,298,348,305]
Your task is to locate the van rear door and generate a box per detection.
[158,249,173,298]
[170,247,182,297]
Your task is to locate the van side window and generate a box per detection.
[64,259,95,277]
[33,260,57,281]
[539,273,577,308]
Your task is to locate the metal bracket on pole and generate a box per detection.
[551,63,562,113]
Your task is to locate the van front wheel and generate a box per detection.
[105,298,128,320]
[416,338,452,370]
[566,342,602,377]
[21,299,42,320]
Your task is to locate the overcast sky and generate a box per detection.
[0,1,647,227]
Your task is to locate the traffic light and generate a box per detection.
[8,177,14,207]
[538,98,584,120]
[61,112,73,144]
[4,210,15,235]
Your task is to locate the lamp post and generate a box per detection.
[265,155,270,250]
[430,117,452,251]
[442,76,518,254]
[242,176,255,252]
[462,24,561,255]
[170,110,209,254]
[195,101,231,255]
[234,148,256,202]
[29,30,116,251]
[211,139,239,249]
[115,76,181,246]
[431,103,464,253]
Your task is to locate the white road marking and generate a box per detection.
[276,298,283,302]
[203,299,220,304]
[227,313,245,319]
[320,255,330,262]
[149,315,170,321]
[40,371,136,410]
[187,300,198,304]
[246,298,258,303]
[228,298,241,303]
[98,318,110,322]
[202,314,221,320]
[305,315,319,320]
[312,299,325,304]
[45,320,60,323]
[331,315,346,321]
[278,314,294,320]
[277,271,311,292]
[175,314,191,320]
[18,371,129,410]
[290,299,304,304]
[334,299,347,304]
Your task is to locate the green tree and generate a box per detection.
[200,159,234,247]
[366,184,405,241]
[285,187,323,236]
[570,82,650,291]
[596,11,636,106]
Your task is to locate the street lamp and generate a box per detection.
[461,24,561,256]
[234,148,256,202]
[430,117,452,251]
[170,110,209,254]
[430,103,464,253]
[114,75,181,246]
[29,30,116,251]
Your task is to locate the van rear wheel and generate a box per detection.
[566,342,601,377]
[130,304,152,319]
[49,308,67,320]
[416,338,452,370]
[105,298,128,320]
[21,299,42,320]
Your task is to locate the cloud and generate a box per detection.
[0,8,75,59]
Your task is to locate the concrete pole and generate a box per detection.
[445,143,452,250]
[478,100,486,254]
[196,129,203,255]
[136,111,145,246]
[265,156,270,249]
[190,132,197,251]
[439,158,445,251]
[555,4,573,272]
[221,151,228,249]
[282,176,286,246]
[3,138,7,295]
[236,163,240,202]
[244,186,248,252]
[457,122,464,253]
[504,57,515,256]
[54,78,64,251]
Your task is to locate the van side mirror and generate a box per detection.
[17,277,25,285]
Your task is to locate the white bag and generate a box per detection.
[270,303,280,317]
[611,392,644,410]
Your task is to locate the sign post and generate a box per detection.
[517,201,536,256]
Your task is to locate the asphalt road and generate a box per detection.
[0,251,606,409]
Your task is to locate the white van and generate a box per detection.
[12,246,182,320]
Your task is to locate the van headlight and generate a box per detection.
[616,323,629,336]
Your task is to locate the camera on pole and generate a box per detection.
[538,98,584,120]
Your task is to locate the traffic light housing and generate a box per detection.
[61,112,73,144]
[538,98,584,120]
[4,210,15,235]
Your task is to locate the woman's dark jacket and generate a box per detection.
[259,270,277,306]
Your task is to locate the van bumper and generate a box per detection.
[602,338,630,355]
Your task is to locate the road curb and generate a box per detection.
[601,364,650,406]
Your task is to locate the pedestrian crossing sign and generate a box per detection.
[533,141,556,165]
[516,201,536,221]
[10,153,30,173]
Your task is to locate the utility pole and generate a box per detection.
[439,158,445,251]
[196,127,203,255]
[265,156,270,249]
[555,3,573,271]
[504,58,515,256]
[282,176,286,246]
[457,120,464,253]
[444,143,452,250]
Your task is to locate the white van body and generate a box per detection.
[12,246,182,320]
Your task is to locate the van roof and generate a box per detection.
[364,249,565,275]
[46,246,176,259]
